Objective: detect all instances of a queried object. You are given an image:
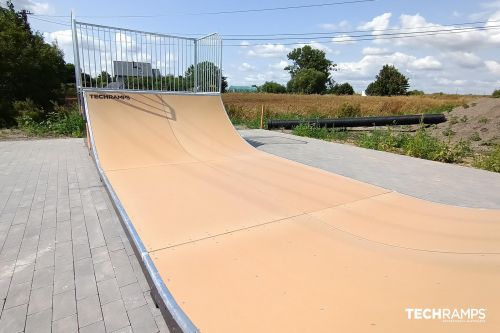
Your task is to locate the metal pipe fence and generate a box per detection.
[72,20,222,94]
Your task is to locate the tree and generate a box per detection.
[329,82,354,95]
[0,1,66,126]
[259,81,286,94]
[365,65,409,96]
[285,45,336,94]
[95,71,112,88]
[185,61,227,92]
[65,63,75,84]
[286,68,328,94]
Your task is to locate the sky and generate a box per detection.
[5,0,500,94]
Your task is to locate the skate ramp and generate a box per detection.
[84,91,500,333]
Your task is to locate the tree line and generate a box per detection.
[257,45,411,97]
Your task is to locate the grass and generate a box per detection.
[223,93,475,128]
[474,145,500,172]
[292,125,472,164]
[16,104,85,138]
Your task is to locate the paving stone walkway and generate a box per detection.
[0,139,168,333]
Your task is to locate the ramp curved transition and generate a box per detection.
[84,92,500,333]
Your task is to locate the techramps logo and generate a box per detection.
[405,308,487,323]
[89,94,130,100]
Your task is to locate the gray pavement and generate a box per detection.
[239,129,500,209]
[0,139,168,333]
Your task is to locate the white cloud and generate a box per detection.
[394,13,500,50]
[358,13,392,32]
[435,78,466,86]
[444,51,483,68]
[319,20,351,31]
[334,51,444,87]
[43,29,73,60]
[269,60,290,70]
[485,60,500,74]
[238,70,289,85]
[296,41,333,53]
[246,43,290,58]
[362,47,391,55]
[8,0,52,14]
[411,56,442,70]
[238,62,255,72]
[331,34,356,44]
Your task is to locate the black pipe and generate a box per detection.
[267,113,446,130]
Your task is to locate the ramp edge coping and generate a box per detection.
[83,93,200,333]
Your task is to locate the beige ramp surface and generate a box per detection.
[85,92,500,333]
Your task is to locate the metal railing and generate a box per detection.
[71,19,222,94]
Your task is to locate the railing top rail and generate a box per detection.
[74,20,198,41]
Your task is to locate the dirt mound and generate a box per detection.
[431,98,500,153]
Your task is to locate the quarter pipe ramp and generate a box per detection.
[84,91,500,333]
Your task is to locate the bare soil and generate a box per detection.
[429,98,500,153]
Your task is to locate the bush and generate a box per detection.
[330,82,354,95]
[407,90,424,96]
[16,104,84,137]
[337,103,361,118]
[292,124,329,139]
[356,126,470,163]
[492,89,500,98]
[259,81,287,94]
[292,123,349,141]
[474,145,500,172]
[12,99,44,122]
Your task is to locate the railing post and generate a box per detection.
[219,38,223,93]
[71,13,83,106]
[194,39,198,93]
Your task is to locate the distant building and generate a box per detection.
[227,85,258,93]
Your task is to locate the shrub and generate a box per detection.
[16,104,84,137]
[407,90,424,96]
[337,103,361,118]
[492,89,500,98]
[12,99,45,122]
[330,82,354,95]
[259,81,287,94]
[354,127,470,163]
[474,145,500,172]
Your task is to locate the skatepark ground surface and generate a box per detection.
[0,92,499,333]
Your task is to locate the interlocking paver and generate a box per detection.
[52,289,76,321]
[0,303,27,333]
[94,260,114,282]
[77,294,103,328]
[97,278,121,305]
[120,282,147,311]
[25,308,51,333]
[27,285,53,315]
[4,281,31,309]
[0,139,168,333]
[52,314,78,333]
[102,299,130,332]
[128,304,159,333]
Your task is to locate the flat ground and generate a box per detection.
[0,139,168,333]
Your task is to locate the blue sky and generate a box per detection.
[6,0,500,94]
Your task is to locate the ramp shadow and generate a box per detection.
[116,94,176,121]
